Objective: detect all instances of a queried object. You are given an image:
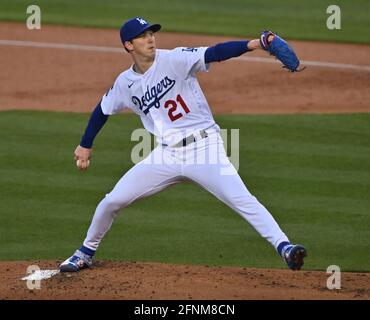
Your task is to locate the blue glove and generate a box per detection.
[260,31,305,72]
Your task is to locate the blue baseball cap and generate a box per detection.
[120,17,161,43]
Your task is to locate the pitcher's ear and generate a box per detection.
[124,41,133,52]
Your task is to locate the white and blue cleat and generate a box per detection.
[59,250,93,272]
[282,244,307,270]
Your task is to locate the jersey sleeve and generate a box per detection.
[100,74,129,115]
[168,47,210,78]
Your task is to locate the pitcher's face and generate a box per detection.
[126,30,156,59]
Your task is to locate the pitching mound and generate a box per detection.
[1,261,369,300]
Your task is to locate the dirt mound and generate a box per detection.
[1,260,369,300]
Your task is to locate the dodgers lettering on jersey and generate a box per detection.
[132,76,176,115]
[101,47,218,145]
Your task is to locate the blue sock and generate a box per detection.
[79,245,95,257]
[277,241,291,256]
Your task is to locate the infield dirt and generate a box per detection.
[1,260,370,300]
[1,22,370,114]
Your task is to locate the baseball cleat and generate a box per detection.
[59,250,93,272]
[282,244,307,271]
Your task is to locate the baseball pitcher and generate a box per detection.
[60,17,307,272]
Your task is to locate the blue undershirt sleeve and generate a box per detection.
[204,40,251,64]
[80,102,109,148]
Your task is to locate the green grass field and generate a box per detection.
[1,0,370,43]
[0,111,369,271]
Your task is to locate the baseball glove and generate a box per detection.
[260,30,305,72]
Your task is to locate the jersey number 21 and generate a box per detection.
[164,94,190,121]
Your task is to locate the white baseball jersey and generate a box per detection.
[101,47,219,145]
